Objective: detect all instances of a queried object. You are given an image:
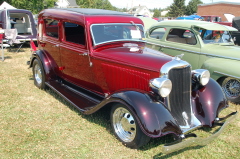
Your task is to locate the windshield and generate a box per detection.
[91,23,145,45]
[201,29,234,44]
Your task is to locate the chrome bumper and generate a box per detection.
[162,111,237,154]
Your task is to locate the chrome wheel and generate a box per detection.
[34,63,42,85]
[32,59,46,89]
[112,107,136,142]
[222,77,240,101]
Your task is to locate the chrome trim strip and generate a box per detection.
[94,39,146,46]
[213,71,240,79]
[160,57,190,78]
[147,41,240,61]
[162,111,237,154]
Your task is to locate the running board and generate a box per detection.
[45,80,103,113]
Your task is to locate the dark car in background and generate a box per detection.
[28,8,236,154]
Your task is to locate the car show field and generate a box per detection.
[0,0,240,157]
[0,3,239,157]
[0,48,239,158]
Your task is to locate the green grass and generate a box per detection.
[0,48,239,158]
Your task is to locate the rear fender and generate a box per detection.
[96,91,182,138]
[192,78,228,127]
[29,50,56,81]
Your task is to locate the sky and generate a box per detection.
[108,0,240,9]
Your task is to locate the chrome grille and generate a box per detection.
[168,66,191,126]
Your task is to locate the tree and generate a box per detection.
[153,9,161,18]
[0,0,57,14]
[185,0,203,15]
[76,0,114,10]
[168,0,186,17]
[1,0,115,13]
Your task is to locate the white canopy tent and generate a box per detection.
[0,1,16,10]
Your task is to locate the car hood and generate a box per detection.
[203,44,240,60]
[92,43,173,72]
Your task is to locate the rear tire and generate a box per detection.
[32,58,46,89]
[219,77,240,104]
[110,103,150,149]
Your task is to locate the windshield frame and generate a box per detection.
[90,23,146,46]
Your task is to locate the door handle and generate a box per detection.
[79,52,88,56]
[52,44,59,47]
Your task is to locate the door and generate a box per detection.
[41,18,61,76]
[60,22,97,91]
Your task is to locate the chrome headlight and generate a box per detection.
[192,69,210,86]
[149,78,172,97]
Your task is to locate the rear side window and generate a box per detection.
[64,22,85,45]
[149,27,166,39]
[45,19,59,38]
[166,29,197,45]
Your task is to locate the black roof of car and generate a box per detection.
[54,8,132,16]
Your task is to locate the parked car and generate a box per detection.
[232,16,240,46]
[28,8,236,154]
[145,20,240,104]
[0,8,37,42]
[201,15,232,26]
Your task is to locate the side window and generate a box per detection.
[183,30,197,45]
[207,17,211,22]
[45,19,59,38]
[166,29,197,45]
[64,22,85,46]
[149,27,166,39]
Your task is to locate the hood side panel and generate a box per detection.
[102,63,151,92]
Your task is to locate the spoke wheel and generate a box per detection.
[220,77,240,104]
[110,104,150,149]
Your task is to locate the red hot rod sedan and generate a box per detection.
[28,8,237,154]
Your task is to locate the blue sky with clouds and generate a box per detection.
[108,0,240,9]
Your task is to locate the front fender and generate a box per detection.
[99,91,182,138]
[192,78,228,127]
[201,58,240,80]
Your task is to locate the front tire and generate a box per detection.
[32,58,46,89]
[110,103,150,149]
[219,77,240,104]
